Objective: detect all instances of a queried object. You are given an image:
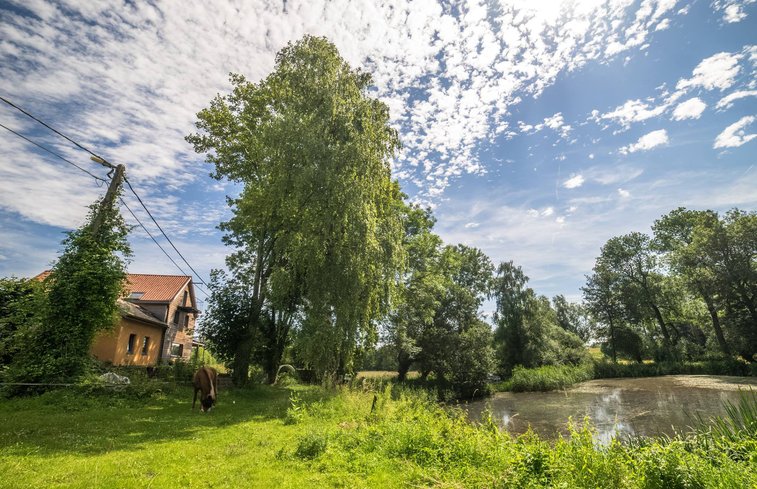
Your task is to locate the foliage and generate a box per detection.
[0,277,46,371]
[6,194,130,386]
[503,363,595,392]
[493,261,588,375]
[553,294,593,342]
[586,207,757,365]
[188,36,404,384]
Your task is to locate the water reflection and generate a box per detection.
[464,375,757,443]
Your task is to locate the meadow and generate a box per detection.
[1,381,756,488]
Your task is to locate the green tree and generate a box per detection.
[653,208,731,356]
[187,36,404,383]
[493,262,586,373]
[415,244,494,385]
[386,204,444,381]
[593,232,677,358]
[9,195,130,384]
[552,294,593,343]
[0,277,46,370]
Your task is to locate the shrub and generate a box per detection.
[295,431,328,460]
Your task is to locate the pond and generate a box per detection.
[464,375,757,443]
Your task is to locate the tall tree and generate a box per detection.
[386,204,444,381]
[653,208,731,355]
[494,262,586,373]
[187,36,404,383]
[594,232,677,357]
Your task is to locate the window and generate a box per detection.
[170,343,184,357]
[141,336,150,355]
[127,334,136,354]
[182,290,188,306]
[173,310,180,324]
[184,315,190,329]
[128,291,145,300]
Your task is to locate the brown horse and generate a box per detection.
[192,366,218,412]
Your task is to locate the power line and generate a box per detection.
[123,177,210,289]
[119,197,210,298]
[0,122,107,185]
[0,95,211,292]
[0,95,115,169]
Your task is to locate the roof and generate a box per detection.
[118,300,167,328]
[34,271,194,305]
[125,274,191,302]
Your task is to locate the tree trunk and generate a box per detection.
[649,302,673,354]
[397,352,412,382]
[703,294,730,356]
[231,336,254,387]
[608,315,617,363]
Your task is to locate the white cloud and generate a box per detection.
[0,0,688,225]
[541,207,555,217]
[563,174,585,189]
[600,99,667,129]
[712,1,756,23]
[620,129,669,154]
[714,116,757,148]
[676,51,742,91]
[655,18,671,30]
[671,97,707,120]
[618,188,631,198]
[464,222,480,228]
[716,90,757,109]
[588,153,595,159]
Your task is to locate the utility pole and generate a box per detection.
[90,161,125,237]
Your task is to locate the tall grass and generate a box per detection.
[502,363,595,392]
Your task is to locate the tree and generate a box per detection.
[583,263,626,363]
[493,262,586,373]
[594,232,677,358]
[552,294,593,343]
[412,244,495,396]
[187,36,404,383]
[0,277,46,370]
[653,208,731,356]
[386,204,444,381]
[9,195,130,384]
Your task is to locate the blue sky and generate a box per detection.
[0,0,755,312]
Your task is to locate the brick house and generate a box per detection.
[35,272,200,365]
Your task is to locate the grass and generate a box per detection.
[2,382,757,488]
[499,363,595,392]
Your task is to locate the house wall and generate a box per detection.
[161,282,197,362]
[91,318,164,366]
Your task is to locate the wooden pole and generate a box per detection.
[90,163,125,237]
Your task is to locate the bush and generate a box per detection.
[295,431,328,460]
[505,363,595,392]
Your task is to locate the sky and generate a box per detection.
[0,0,755,311]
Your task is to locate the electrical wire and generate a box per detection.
[122,177,210,289]
[0,122,107,185]
[119,197,210,298]
[0,98,211,292]
[0,95,115,169]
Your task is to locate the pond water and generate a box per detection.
[464,375,757,443]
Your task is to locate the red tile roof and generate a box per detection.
[125,274,191,302]
[35,271,191,303]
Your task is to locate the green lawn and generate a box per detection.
[0,385,401,488]
[2,383,756,488]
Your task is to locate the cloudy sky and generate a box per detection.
[1,0,755,309]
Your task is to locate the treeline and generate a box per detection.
[583,208,757,364]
